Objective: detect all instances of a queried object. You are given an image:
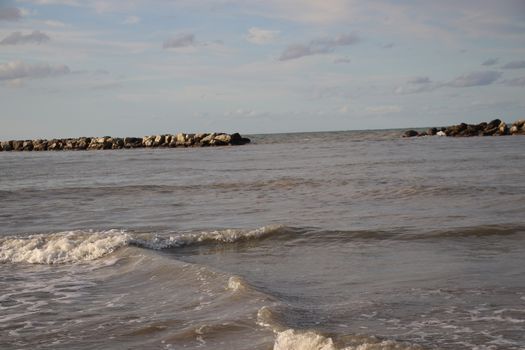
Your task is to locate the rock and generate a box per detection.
[154,135,165,146]
[403,130,419,137]
[213,133,231,145]
[185,134,196,146]
[112,138,124,149]
[1,141,12,151]
[510,125,519,134]
[427,128,438,136]
[513,119,524,128]
[487,119,501,129]
[142,136,155,147]
[436,131,446,136]
[33,140,48,151]
[498,122,509,135]
[0,132,252,151]
[175,133,186,146]
[48,140,63,150]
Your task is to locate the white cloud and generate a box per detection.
[43,20,67,27]
[123,15,140,24]
[6,78,24,88]
[246,27,279,45]
[365,105,402,114]
[0,60,70,81]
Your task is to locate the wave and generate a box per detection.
[2,223,523,265]
[0,225,287,264]
[273,329,421,350]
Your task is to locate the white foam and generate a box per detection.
[273,329,420,350]
[274,329,337,350]
[0,230,130,264]
[0,225,285,265]
[227,276,246,292]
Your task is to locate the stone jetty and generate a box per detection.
[0,132,250,152]
[403,119,525,138]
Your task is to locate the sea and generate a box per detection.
[1,130,524,350]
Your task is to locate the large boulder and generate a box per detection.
[142,135,155,147]
[426,128,438,136]
[153,135,165,147]
[498,122,509,135]
[403,130,419,137]
[175,133,186,146]
[487,119,501,129]
[112,138,124,149]
[213,133,231,145]
[1,141,12,151]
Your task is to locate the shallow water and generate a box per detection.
[1,130,525,349]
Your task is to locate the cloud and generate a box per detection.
[0,30,50,45]
[246,27,279,45]
[481,58,498,66]
[397,71,502,94]
[365,105,402,114]
[502,60,525,69]
[382,43,394,49]
[502,77,525,86]
[0,7,22,21]
[123,15,140,24]
[0,60,70,81]
[43,20,66,27]
[163,33,195,49]
[447,70,502,87]
[408,76,431,84]
[333,57,351,64]
[279,33,359,61]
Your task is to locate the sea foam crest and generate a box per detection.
[273,329,420,350]
[0,230,130,264]
[0,225,285,264]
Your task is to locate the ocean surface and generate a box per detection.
[1,130,525,350]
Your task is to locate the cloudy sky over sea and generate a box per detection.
[1,0,524,138]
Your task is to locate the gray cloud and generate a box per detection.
[408,76,431,84]
[163,33,195,49]
[447,71,502,87]
[382,43,394,49]
[397,71,502,94]
[502,60,525,69]
[333,57,351,64]
[0,60,70,81]
[279,33,359,61]
[482,58,498,66]
[502,77,525,86]
[0,30,50,45]
[0,7,21,21]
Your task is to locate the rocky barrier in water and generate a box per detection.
[0,132,250,151]
[403,119,525,137]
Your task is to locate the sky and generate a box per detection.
[1,0,525,139]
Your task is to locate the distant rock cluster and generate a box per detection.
[403,119,525,138]
[0,132,250,152]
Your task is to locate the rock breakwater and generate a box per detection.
[0,132,250,151]
[403,119,525,137]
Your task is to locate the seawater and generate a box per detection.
[1,130,524,349]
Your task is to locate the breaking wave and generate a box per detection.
[0,225,286,264]
[2,223,523,265]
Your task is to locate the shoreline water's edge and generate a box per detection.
[403,118,525,138]
[0,132,250,152]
